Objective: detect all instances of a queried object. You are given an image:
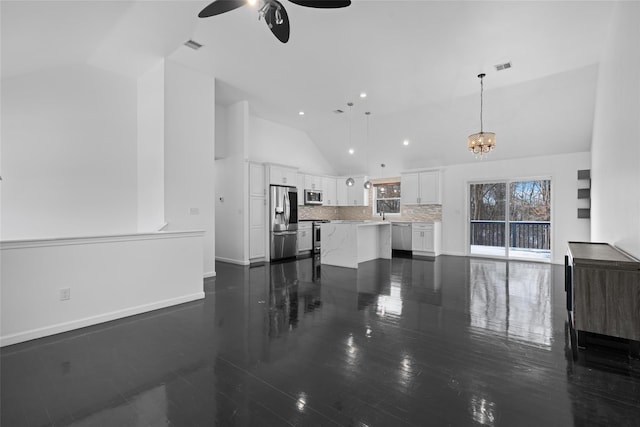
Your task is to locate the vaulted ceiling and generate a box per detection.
[1,0,615,176]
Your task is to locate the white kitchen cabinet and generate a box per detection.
[322,176,337,206]
[298,222,313,253]
[268,164,298,186]
[335,176,369,206]
[401,173,420,204]
[297,173,305,206]
[336,178,348,206]
[249,162,266,197]
[347,176,369,206]
[249,163,267,260]
[401,170,441,205]
[304,174,323,191]
[411,222,441,257]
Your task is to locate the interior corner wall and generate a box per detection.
[137,60,165,232]
[440,152,591,264]
[0,64,138,240]
[215,101,249,265]
[590,1,640,259]
[164,60,216,276]
[248,115,336,175]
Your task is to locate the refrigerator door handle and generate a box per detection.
[284,191,290,225]
[273,230,297,236]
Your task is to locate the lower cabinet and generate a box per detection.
[412,222,441,257]
[249,196,266,260]
[298,222,313,253]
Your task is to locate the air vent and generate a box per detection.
[184,39,203,50]
[495,61,512,71]
[333,109,344,114]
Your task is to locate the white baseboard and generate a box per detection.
[203,270,217,278]
[0,292,205,347]
[215,256,250,266]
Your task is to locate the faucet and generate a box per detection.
[380,210,386,221]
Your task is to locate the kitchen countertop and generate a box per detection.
[320,221,391,268]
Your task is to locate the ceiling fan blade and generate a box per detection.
[198,0,246,18]
[265,1,290,43]
[287,0,350,8]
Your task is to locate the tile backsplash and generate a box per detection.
[299,204,441,222]
[298,205,339,220]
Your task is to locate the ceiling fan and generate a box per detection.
[198,0,351,44]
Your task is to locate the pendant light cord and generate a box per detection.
[479,74,484,134]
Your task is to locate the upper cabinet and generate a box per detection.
[336,178,348,206]
[297,173,306,206]
[349,176,369,206]
[268,164,298,186]
[335,176,369,206]
[322,176,337,206]
[249,162,266,197]
[401,170,441,205]
[304,174,323,191]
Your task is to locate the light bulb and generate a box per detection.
[247,0,258,6]
[364,180,372,189]
[348,148,354,155]
[346,177,355,187]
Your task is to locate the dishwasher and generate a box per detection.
[391,223,412,251]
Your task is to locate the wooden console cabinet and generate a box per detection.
[567,242,640,344]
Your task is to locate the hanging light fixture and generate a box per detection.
[345,102,355,187]
[363,112,372,189]
[468,73,496,158]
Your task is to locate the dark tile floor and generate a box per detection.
[2,255,640,426]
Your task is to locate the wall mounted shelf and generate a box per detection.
[577,169,591,219]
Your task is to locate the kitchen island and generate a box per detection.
[321,221,391,268]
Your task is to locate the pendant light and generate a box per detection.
[363,111,372,189]
[467,73,496,158]
[345,102,355,187]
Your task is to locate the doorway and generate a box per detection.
[469,179,551,261]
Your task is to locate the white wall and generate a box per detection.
[164,60,216,276]
[1,231,204,346]
[1,64,138,239]
[248,115,336,175]
[441,152,591,264]
[137,60,165,232]
[591,1,640,259]
[215,101,249,264]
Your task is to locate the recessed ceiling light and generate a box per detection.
[403,140,410,146]
[360,92,367,98]
[184,39,203,50]
[348,148,355,155]
[299,111,305,116]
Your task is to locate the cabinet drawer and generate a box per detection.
[412,223,434,230]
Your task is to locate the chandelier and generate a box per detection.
[468,73,496,157]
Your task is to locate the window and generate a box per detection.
[374,182,401,215]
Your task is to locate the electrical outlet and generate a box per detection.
[59,288,71,301]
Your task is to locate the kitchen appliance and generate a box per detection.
[392,223,412,251]
[270,185,298,261]
[304,189,323,205]
[312,220,330,254]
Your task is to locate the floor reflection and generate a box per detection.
[469,258,553,347]
[3,256,640,426]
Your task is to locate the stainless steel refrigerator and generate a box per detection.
[270,185,298,261]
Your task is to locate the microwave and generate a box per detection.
[304,189,323,205]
